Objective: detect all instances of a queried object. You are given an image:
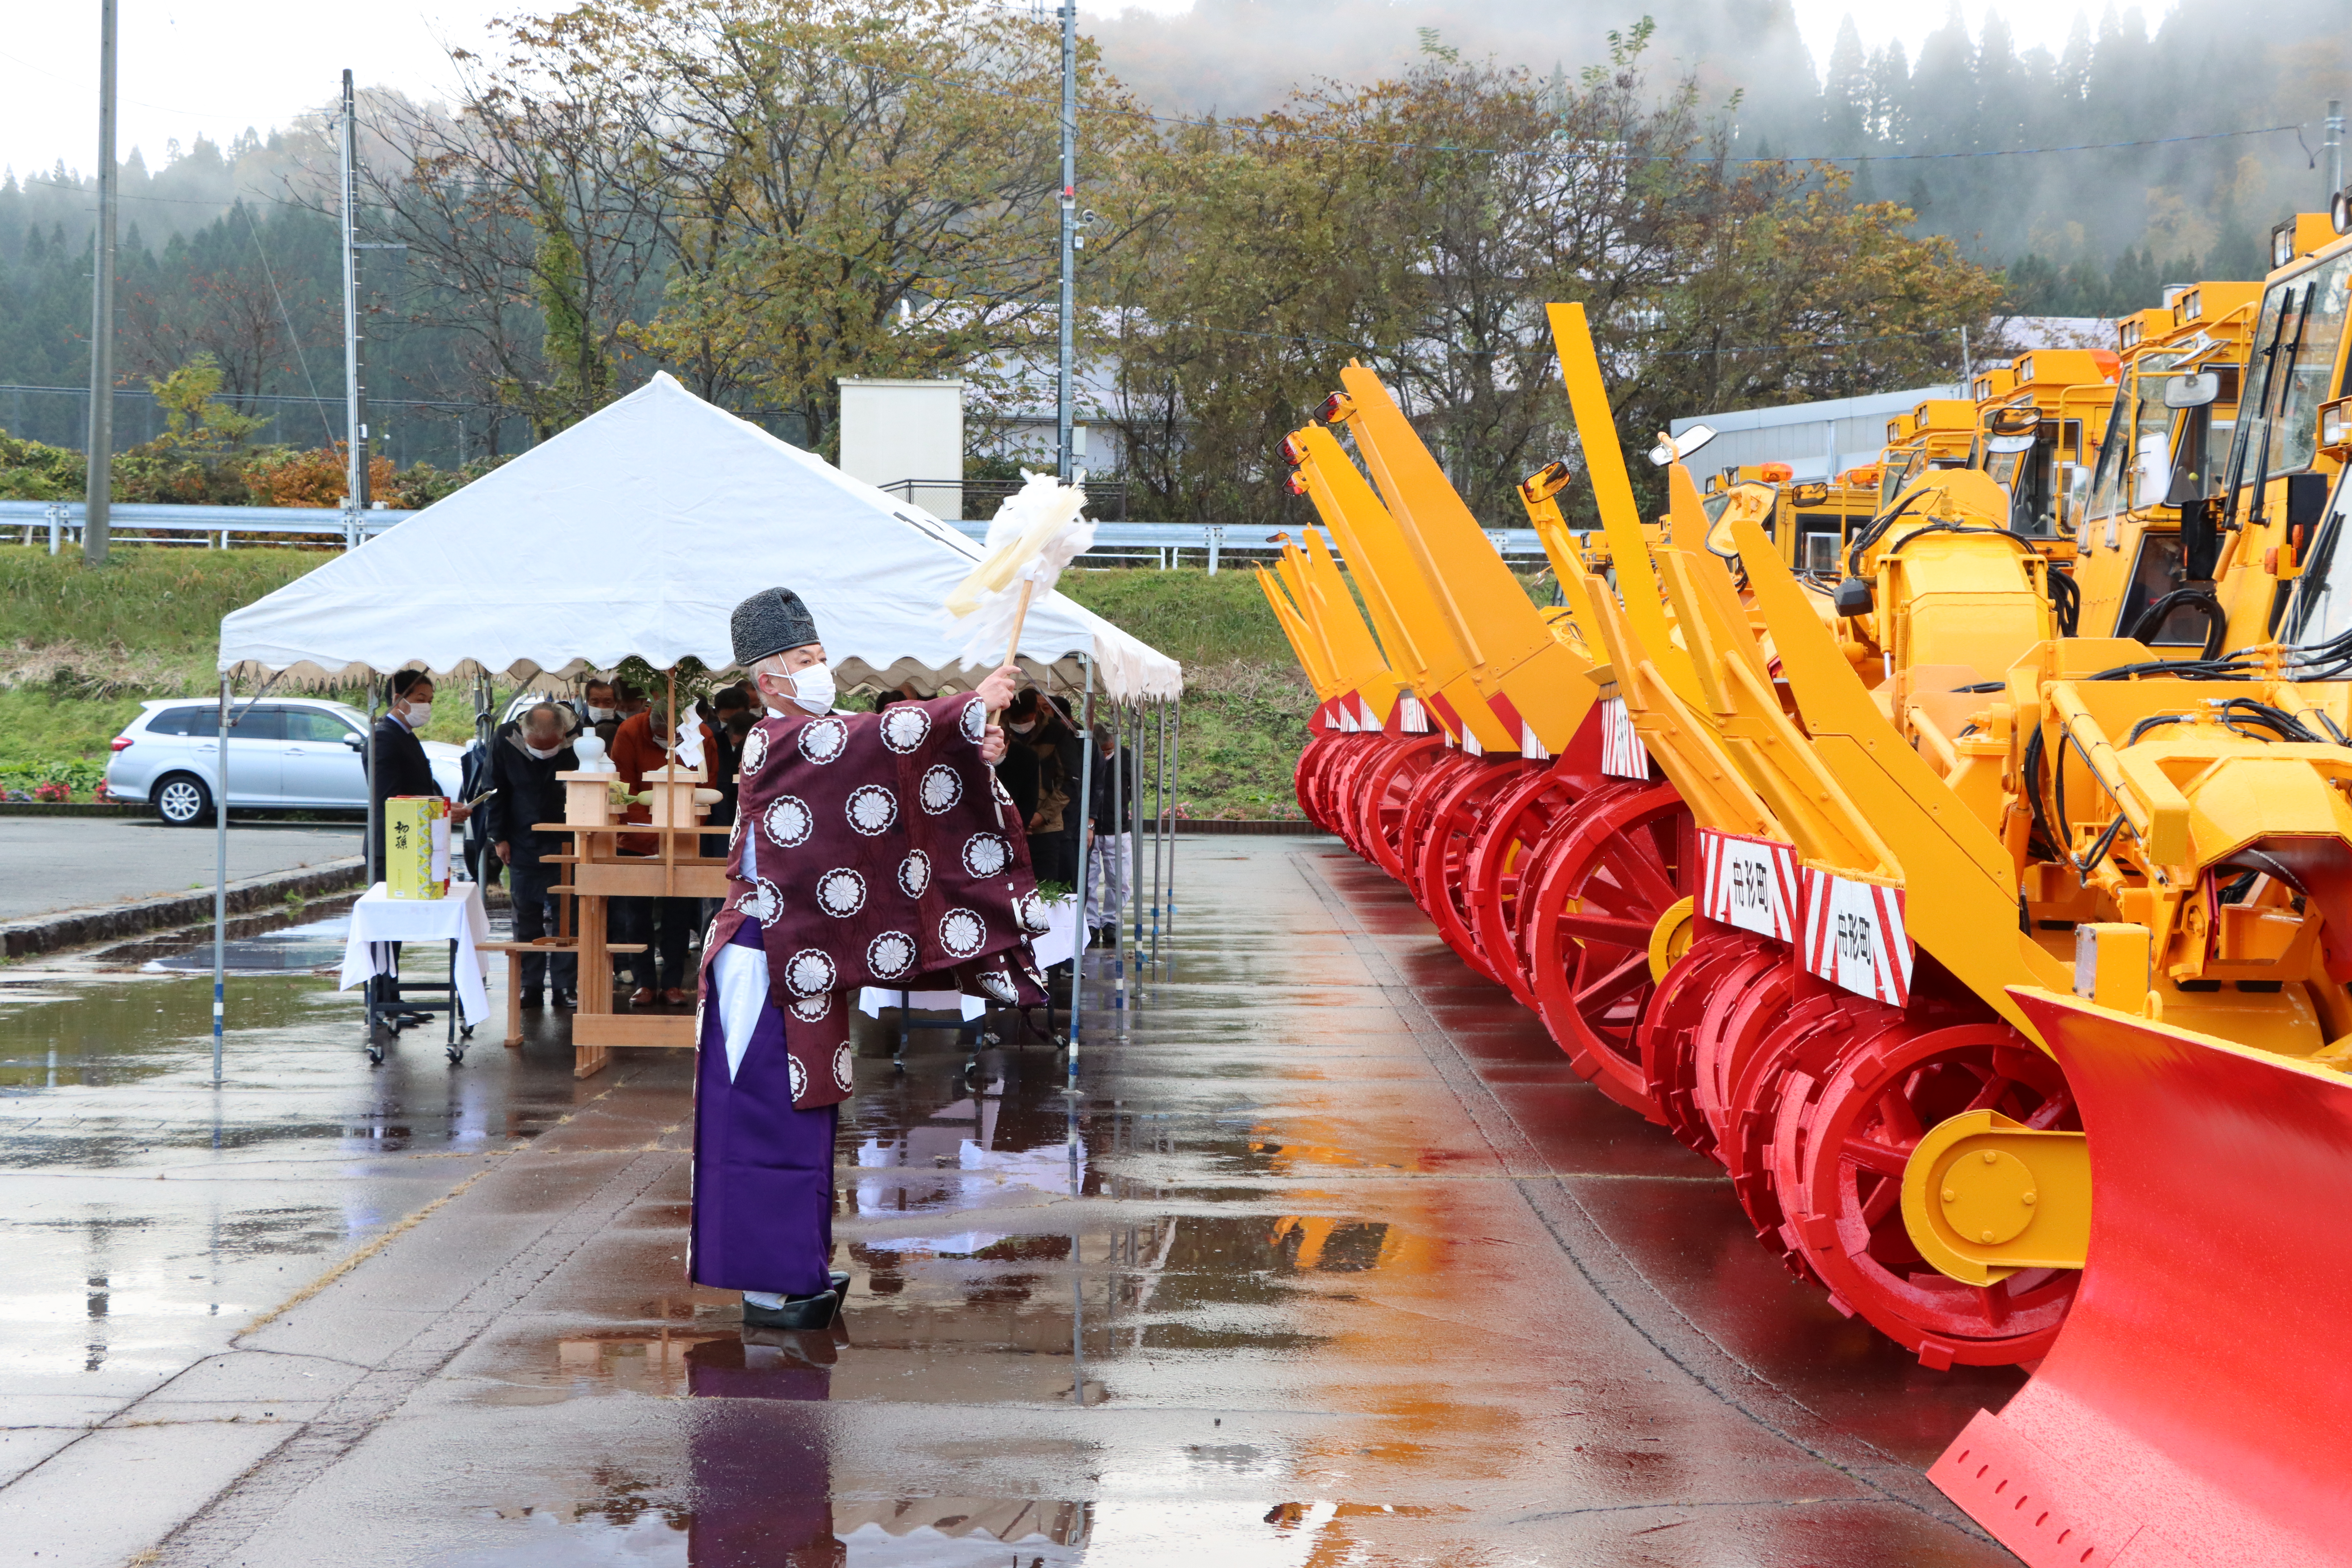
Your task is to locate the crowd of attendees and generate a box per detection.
[446,673,1130,1009]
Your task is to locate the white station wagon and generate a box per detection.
[106,697,464,826]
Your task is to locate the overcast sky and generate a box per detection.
[1,0,2172,181]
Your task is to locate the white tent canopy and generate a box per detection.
[218,372,1181,701]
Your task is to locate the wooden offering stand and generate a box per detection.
[542,762,727,1078]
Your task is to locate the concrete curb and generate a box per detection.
[1172,819,1325,835]
[1,858,370,959]
[0,801,153,818]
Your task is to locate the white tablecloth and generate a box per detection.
[338,882,493,1025]
[854,897,1085,1020]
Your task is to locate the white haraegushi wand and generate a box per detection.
[945,470,1097,701]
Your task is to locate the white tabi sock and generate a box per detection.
[743,1291,786,1309]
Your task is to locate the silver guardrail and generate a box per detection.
[4,498,1551,570]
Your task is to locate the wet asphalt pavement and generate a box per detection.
[0,816,362,919]
[0,837,2023,1566]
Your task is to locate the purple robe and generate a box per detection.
[690,691,1050,1294]
[691,918,837,1295]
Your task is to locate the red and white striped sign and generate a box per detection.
[1600,696,1648,779]
[1698,828,1797,940]
[1395,694,1429,734]
[1799,868,1913,1006]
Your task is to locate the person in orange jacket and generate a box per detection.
[609,702,715,1006]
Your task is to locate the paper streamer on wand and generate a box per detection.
[944,471,1096,671]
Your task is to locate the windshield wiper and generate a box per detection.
[2220,291,2292,530]
[2243,282,2315,535]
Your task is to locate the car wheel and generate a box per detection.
[155,773,213,826]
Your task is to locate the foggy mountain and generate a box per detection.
[1083,0,2351,291]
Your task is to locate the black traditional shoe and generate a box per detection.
[829,1270,851,1299]
[742,1290,837,1331]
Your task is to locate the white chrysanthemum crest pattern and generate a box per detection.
[797,716,848,764]
[865,930,916,979]
[938,907,986,958]
[880,705,931,754]
[918,764,963,815]
[763,796,812,848]
[815,868,867,917]
[897,850,932,899]
[845,784,898,836]
[784,948,837,997]
[960,832,1010,878]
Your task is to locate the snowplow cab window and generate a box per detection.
[2088,351,2183,521]
[2114,532,2209,645]
[2285,469,2352,647]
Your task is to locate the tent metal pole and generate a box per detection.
[1066,656,1094,1092]
[1128,700,1144,956]
[212,674,228,1086]
[1110,698,1125,1016]
[1151,698,1165,960]
[1167,703,1181,934]
[365,686,379,887]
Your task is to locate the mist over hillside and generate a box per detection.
[1084,0,2349,290]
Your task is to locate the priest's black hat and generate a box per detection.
[731,587,822,667]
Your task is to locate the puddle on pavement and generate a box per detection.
[460,1330,1469,1565]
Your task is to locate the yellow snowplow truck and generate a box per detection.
[1717,214,2352,1567]
[1259,219,2352,1564]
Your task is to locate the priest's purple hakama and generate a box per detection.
[690,690,1050,1296]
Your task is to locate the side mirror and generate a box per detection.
[343,734,367,751]
[1986,433,2038,454]
[2163,372,2220,409]
[1647,423,1717,467]
[1704,481,1776,560]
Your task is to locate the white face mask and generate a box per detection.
[586,705,615,722]
[400,699,432,727]
[783,663,836,715]
[523,740,561,760]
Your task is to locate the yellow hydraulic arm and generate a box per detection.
[1735,514,2073,1038]
[1547,303,1705,708]
[1275,530,1400,728]
[1332,366,1596,755]
[1287,423,1504,743]
[1255,558,1337,700]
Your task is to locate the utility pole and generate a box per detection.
[1054,0,1076,481]
[2327,100,2344,205]
[339,70,372,530]
[83,0,118,566]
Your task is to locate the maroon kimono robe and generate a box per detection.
[690,691,1051,1294]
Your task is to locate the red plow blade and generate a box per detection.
[1932,987,2352,1566]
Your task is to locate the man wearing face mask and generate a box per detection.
[581,679,622,744]
[483,704,580,1007]
[369,670,473,875]
[697,586,1037,1329]
[610,694,715,1007]
[368,670,475,1021]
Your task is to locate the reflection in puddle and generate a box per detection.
[851,1077,1082,1256]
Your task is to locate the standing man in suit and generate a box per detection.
[370,670,474,873]
[368,670,474,1021]
[486,703,580,1008]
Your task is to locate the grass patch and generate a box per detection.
[1,545,323,654]
[4,549,1321,815]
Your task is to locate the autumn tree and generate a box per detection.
[1096,29,2002,527]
